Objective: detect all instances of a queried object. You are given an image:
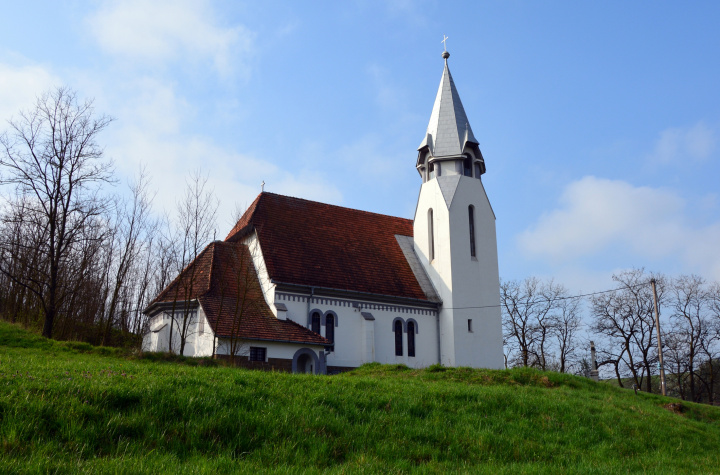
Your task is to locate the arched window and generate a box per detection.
[311,312,321,334]
[428,209,435,261]
[463,155,472,177]
[468,205,476,257]
[325,314,335,343]
[407,321,416,357]
[428,161,435,180]
[394,320,403,356]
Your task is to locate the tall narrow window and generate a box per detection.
[407,321,416,357]
[325,314,335,344]
[469,205,476,257]
[394,320,403,356]
[463,156,472,177]
[428,161,435,180]
[311,312,321,334]
[428,209,435,261]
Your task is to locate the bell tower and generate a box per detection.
[413,49,504,368]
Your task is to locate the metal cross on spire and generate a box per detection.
[441,35,449,52]
[261,180,265,192]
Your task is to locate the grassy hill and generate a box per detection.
[1,322,719,474]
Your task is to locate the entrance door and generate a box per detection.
[297,354,313,374]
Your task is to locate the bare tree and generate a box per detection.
[0,196,47,328]
[698,282,720,403]
[0,87,113,338]
[590,269,663,392]
[501,278,540,368]
[553,296,582,373]
[665,275,712,401]
[214,242,263,364]
[501,277,569,370]
[167,170,218,355]
[98,170,155,344]
[129,232,159,336]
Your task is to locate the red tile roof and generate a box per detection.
[225,193,429,301]
[150,241,329,346]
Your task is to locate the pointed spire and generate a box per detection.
[418,51,479,158]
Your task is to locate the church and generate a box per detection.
[142,50,505,374]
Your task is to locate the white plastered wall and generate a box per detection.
[190,305,215,356]
[141,305,215,357]
[213,340,324,360]
[242,231,278,315]
[276,293,439,369]
[413,175,504,369]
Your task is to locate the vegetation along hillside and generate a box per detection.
[1,322,719,474]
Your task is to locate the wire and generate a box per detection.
[445,282,649,310]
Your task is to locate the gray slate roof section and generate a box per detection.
[395,235,441,303]
[437,175,461,209]
[418,60,478,157]
[361,312,375,321]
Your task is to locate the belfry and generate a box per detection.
[412,48,504,368]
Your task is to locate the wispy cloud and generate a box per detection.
[647,121,716,164]
[383,0,430,26]
[366,64,406,111]
[518,176,720,280]
[86,0,254,76]
[103,78,341,227]
[0,63,59,123]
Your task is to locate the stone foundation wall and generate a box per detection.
[326,365,356,375]
[213,355,358,375]
[215,354,293,372]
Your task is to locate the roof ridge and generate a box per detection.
[282,318,331,344]
[258,192,413,223]
[418,57,478,157]
[224,193,263,241]
[152,242,216,304]
[205,241,217,300]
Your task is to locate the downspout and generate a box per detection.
[436,304,442,365]
[306,287,315,327]
[306,286,327,374]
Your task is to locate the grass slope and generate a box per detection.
[1,322,719,474]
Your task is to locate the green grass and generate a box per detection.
[0,321,719,473]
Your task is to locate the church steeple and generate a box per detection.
[417,50,485,181]
[411,44,503,370]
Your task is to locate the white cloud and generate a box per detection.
[111,77,190,136]
[337,134,406,183]
[0,63,59,123]
[104,79,341,230]
[382,0,428,26]
[87,0,254,76]
[648,121,716,164]
[111,128,342,231]
[367,64,404,110]
[518,176,720,281]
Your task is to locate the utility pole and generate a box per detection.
[590,341,599,382]
[650,278,667,396]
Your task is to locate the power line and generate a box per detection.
[445,282,649,311]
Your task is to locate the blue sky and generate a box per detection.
[2,1,720,294]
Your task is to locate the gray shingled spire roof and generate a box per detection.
[418,52,478,157]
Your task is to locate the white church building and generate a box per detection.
[142,50,504,374]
